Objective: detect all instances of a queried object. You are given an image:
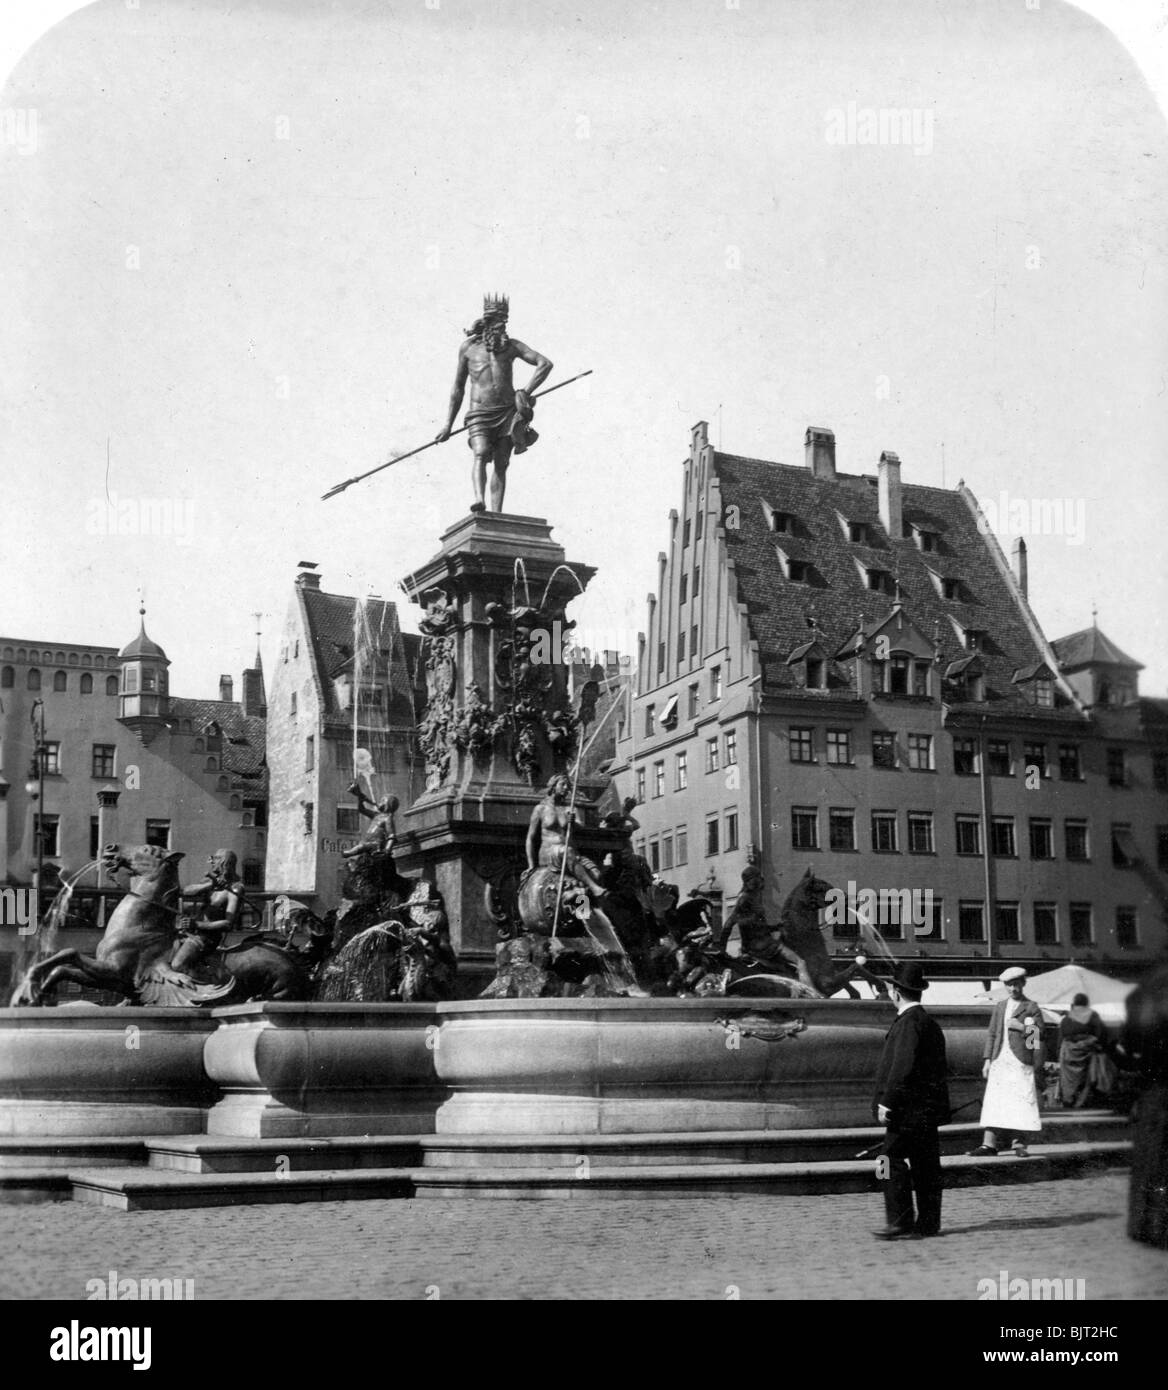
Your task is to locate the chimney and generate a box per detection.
[805,426,836,479]
[878,450,903,540]
[1012,537,1028,599]
[296,560,321,590]
[219,674,234,703]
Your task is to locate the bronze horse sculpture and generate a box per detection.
[12,845,329,1007]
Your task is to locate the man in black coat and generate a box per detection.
[871,961,951,1240]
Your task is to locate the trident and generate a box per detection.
[320,369,594,501]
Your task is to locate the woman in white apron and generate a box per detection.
[968,967,1045,1157]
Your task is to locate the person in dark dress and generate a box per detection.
[1121,962,1168,1250]
[1058,992,1111,1108]
[871,961,951,1240]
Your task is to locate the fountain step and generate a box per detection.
[66,1166,416,1212]
[145,1135,424,1174]
[412,1142,1132,1199]
[0,1136,152,1170]
[47,1139,1130,1208]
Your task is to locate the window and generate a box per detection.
[848,521,869,544]
[34,814,60,857]
[242,860,263,889]
[204,756,219,773]
[907,734,933,771]
[675,751,688,790]
[683,517,691,547]
[659,694,679,730]
[636,768,646,803]
[1069,903,1093,947]
[709,664,721,700]
[986,740,1012,777]
[964,629,985,652]
[649,838,660,873]
[913,662,931,698]
[696,508,704,540]
[995,903,1021,944]
[791,807,819,850]
[0,666,11,688]
[918,897,944,942]
[305,735,315,771]
[786,559,812,584]
[705,815,720,856]
[27,668,41,690]
[941,577,960,600]
[958,902,986,942]
[871,810,898,853]
[953,738,978,775]
[991,817,1016,858]
[1033,904,1058,946]
[679,574,688,605]
[142,668,155,693]
[1023,741,1047,779]
[1107,748,1126,788]
[1034,677,1054,708]
[724,810,739,852]
[826,730,851,765]
[337,807,361,833]
[1058,744,1082,781]
[789,727,814,763]
[1112,824,1137,868]
[866,568,894,594]
[53,670,67,692]
[1154,752,1168,793]
[705,737,719,773]
[290,692,297,718]
[690,625,698,662]
[833,909,860,940]
[89,816,100,860]
[872,732,896,769]
[106,675,119,696]
[661,832,674,871]
[653,761,665,798]
[829,808,856,851]
[645,704,655,736]
[1065,820,1089,861]
[955,815,981,856]
[724,729,738,765]
[657,643,665,675]
[676,827,688,865]
[688,684,699,719]
[42,742,61,775]
[1116,906,1138,949]
[677,632,686,664]
[145,819,171,850]
[907,812,934,855]
[889,655,910,694]
[92,744,116,779]
[304,802,314,834]
[1029,819,1054,860]
[771,511,793,535]
[693,567,701,599]
[805,657,826,690]
[79,672,93,694]
[916,530,938,553]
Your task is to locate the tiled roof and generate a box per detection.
[300,588,418,725]
[714,453,1061,710]
[169,697,267,786]
[1051,627,1144,671]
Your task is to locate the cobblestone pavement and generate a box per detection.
[0,1169,1164,1301]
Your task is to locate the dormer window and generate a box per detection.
[771,510,794,535]
[866,568,895,595]
[848,521,870,545]
[806,658,826,690]
[788,560,810,583]
[1035,677,1054,708]
[916,530,937,553]
[964,629,985,653]
[941,577,962,601]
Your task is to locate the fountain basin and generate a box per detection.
[202,1002,443,1138]
[433,998,990,1134]
[0,1007,218,1137]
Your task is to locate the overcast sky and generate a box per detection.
[1,0,1166,697]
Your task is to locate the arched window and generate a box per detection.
[27,668,41,691]
[229,794,242,811]
[105,675,119,696]
[53,671,67,692]
[68,652,78,666]
[80,673,93,694]
[1,666,12,689]
[82,653,92,667]
[217,775,229,791]
[205,756,219,772]
[193,737,205,752]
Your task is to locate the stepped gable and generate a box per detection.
[169,697,267,793]
[299,586,416,727]
[714,451,1056,710]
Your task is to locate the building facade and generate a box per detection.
[612,422,1168,977]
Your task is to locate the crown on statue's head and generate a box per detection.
[482,292,510,320]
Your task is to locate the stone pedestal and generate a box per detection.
[397,511,617,990]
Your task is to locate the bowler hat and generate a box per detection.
[889,961,929,993]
